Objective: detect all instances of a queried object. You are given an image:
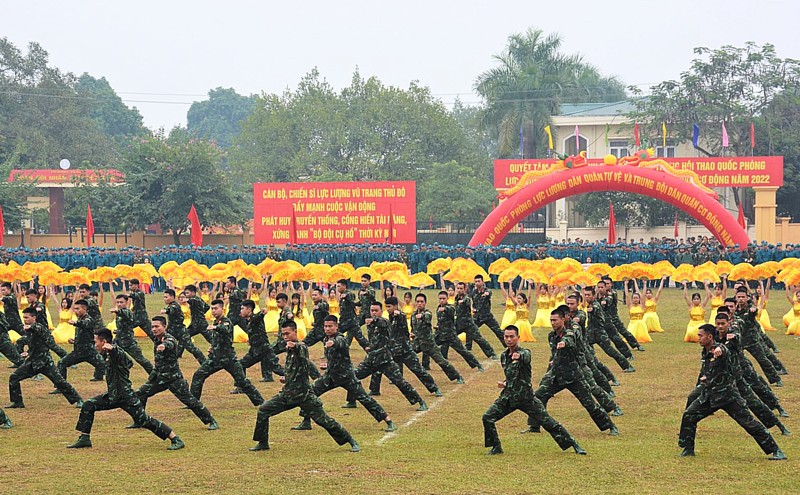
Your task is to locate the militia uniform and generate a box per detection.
[368,309,440,396]
[454,294,497,359]
[129,288,153,339]
[164,300,206,365]
[437,303,482,370]
[112,307,154,373]
[14,299,67,361]
[303,299,329,347]
[411,307,463,382]
[527,323,617,433]
[482,346,581,454]
[239,310,283,381]
[736,305,782,384]
[299,331,390,427]
[252,340,357,451]
[353,315,426,409]
[470,286,504,347]
[186,295,212,344]
[8,322,82,407]
[135,332,216,428]
[586,300,634,372]
[678,341,783,458]
[602,289,643,352]
[73,344,180,448]
[226,287,247,329]
[0,309,23,366]
[598,292,635,359]
[339,290,369,349]
[190,315,264,406]
[57,314,106,382]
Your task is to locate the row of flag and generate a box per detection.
[74,204,202,248]
[523,122,758,154]
[607,201,747,243]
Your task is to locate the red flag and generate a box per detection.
[608,202,616,243]
[187,204,203,246]
[388,205,395,244]
[0,206,4,246]
[86,204,95,247]
[673,211,679,238]
[634,124,640,147]
[750,122,756,149]
[737,203,746,230]
[290,207,297,245]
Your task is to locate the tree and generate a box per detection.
[417,161,495,223]
[0,38,116,168]
[759,92,800,220]
[475,28,625,158]
[75,73,146,142]
[572,192,687,228]
[121,129,246,244]
[229,69,490,217]
[187,87,257,148]
[63,174,133,234]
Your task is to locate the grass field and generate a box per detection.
[0,288,797,495]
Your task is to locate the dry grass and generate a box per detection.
[0,288,797,494]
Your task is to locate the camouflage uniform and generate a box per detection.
[0,310,23,366]
[164,300,206,365]
[454,294,497,359]
[437,303,481,369]
[586,300,632,371]
[57,314,106,381]
[129,288,153,339]
[412,308,462,381]
[340,291,369,349]
[113,307,153,373]
[186,295,212,344]
[470,286,504,346]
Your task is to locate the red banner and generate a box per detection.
[494,156,783,189]
[253,181,416,245]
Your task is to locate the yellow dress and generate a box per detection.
[783,304,795,328]
[52,309,76,344]
[515,305,536,342]
[785,303,800,335]
[684,306,706,343]
[403,304,414,325]
[708,296,723,324]
[250,294,261,313]
[532,295,551,327]
[181,302,192,328]
[233,325,249,343]
[758,301,776,331]
[643,299,664,333]
[294,307,308,340]
[500,298,516,329]
[265,300,279,334]
[553,293,565,309]
[628,306,652,343]
[328,296,340,318]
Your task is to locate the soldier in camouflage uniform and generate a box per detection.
[732,289,785,385]
[356,274,377,328]
[600,277,644,352]
[411,293,464,383]
[453,282,497,360]
[237,300,283,384]
[303,288,329,347]
[190,300,263,406]
[336,279,369,349]
[595,280,639,358]
[0,406,12,429]
[127,278,153,339]
[482,325,586,455]
[524,307,619,435]
[565,294,617,393]
[678,324,785,459]
[250,319,360,452]
[184,285,212,345]
[351,302,428,411]
[582,286,635,373]
[470,275,504,347]
[224,276,247,329]
[110,294,153,373]
[437,291,483,371]
[57,299,106,382]
[0,283,24,366]
[368,296,441,397]
[162,289,206,365]
[68,328,185,450]
[7,308,82,408]
[15,288,67,362]
[132,316,218,430]
[293,315,396,432]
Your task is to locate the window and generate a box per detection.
[609,139,629,158]
[656,139,676,158]
[564,135,587,156]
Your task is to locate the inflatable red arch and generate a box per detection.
[469,165,750,247]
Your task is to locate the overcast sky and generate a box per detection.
[4,0,797,130]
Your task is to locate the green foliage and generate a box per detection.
[75,73,146,142]
[760,93,800,219]
[0,38,116,168]
[187,87,257,148]
[417,161,495,222]
[475,28,625,158]
[572,192,687,228]
[230,69,491,218]
[63,173,133,234]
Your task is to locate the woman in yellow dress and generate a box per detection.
[380,284,395,320]
[784,286,800,336]
[643,277,666,333]
[327,288,340,319]
[683,284,710,343]
[37,285,55,330]
[513,285,536,342]
[500,281,517,329]
[51,298,76,344]
[264,285,280,334]
[446,285,456,306]
[755,281,776,331]
[707,279,727,324]
[531,283,552,328]
[402,291,414,325]
[289,288,309,341]
[625,280,652,343]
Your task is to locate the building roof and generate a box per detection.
[557,101,635,117]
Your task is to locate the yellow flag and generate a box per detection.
[544,125,554,150]
[662,122,667,149]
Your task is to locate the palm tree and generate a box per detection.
[475,28,625,158]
